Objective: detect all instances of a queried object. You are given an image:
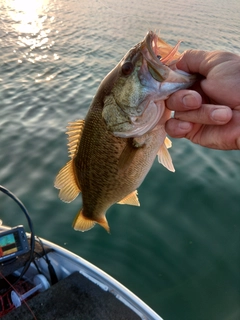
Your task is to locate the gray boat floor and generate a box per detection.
[3,271,141,320]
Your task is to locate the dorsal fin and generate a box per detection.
[117,190,140,206]
[54,160,81,202]
[66,120,85,159]
[54,120,84,203]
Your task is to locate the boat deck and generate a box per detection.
[3,271,141,320]
[0,230,159,320]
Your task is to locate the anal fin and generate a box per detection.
[117,190,140,206]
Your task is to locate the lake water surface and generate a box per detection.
[0,0,240,319]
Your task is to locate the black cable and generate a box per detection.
[35,236,58,284]
[0,185,35,283]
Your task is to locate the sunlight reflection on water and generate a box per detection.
[6,0,49,33]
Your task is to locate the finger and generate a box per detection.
[166,90,202,112]
[177,50,240,77]
[174,104,232,125]
[176,50,210,74]
[186,108,240,150]
[165,118,194,138]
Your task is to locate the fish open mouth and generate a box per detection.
[146,31,182,66]
[141,31,196,85]
[103,31,196,139]
[111,32,197,138]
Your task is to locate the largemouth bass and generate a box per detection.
[55,31,195,232]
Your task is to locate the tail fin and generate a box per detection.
[73,210,110,233]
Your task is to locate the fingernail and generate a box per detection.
[211,108,231,123]
[178,121,192,131]
[183,94,198,108]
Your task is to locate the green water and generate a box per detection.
[0,0,240,319]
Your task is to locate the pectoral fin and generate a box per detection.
[117,190,140,206]
[157,138,175,172]
[118,140,139,172]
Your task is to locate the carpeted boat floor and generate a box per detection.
[3,271,141,320]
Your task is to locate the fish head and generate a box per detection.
[102,31,196,138]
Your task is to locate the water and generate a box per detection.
[0,0,240,319]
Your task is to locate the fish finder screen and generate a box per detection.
[0,231,21,257]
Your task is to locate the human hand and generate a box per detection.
[165,50,240,150]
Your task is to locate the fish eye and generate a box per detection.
[121,61,134,76]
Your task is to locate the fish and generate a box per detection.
[54,31,195,233]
